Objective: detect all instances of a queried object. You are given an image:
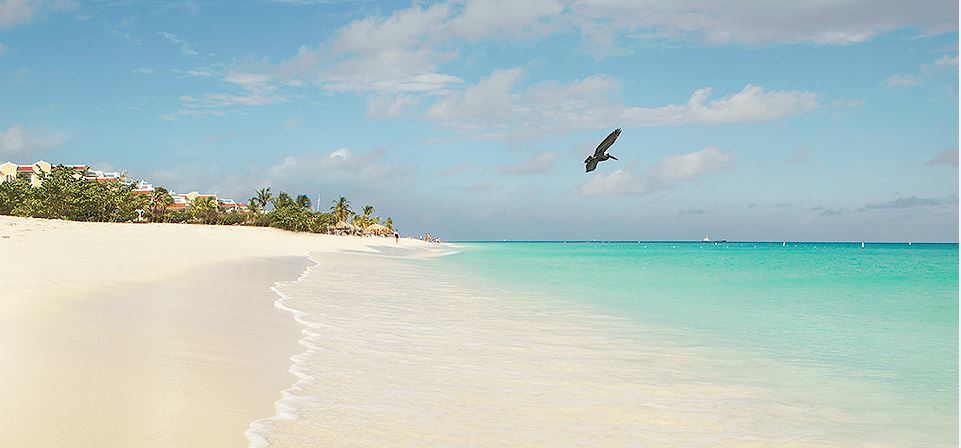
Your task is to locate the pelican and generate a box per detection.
[585,128,621,173]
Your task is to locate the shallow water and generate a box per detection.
[250,242,958,447]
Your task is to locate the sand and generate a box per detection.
[0,216,441,447]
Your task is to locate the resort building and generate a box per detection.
[217,198,247,212]
[1,160,88,187]
[3,159,245,213]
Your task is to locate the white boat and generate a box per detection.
[702,235,711,242]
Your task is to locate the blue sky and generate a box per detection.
[1,0,958,241]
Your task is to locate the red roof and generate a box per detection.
[166,203,187,209]
[16,166,34,171]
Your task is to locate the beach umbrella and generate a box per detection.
[365,223,391,235]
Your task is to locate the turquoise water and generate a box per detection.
[438,242,959,445]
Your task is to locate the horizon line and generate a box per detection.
[450,240,960,244]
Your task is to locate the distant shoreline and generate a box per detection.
[452,240,960,244]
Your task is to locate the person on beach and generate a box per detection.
[394,231,399,243]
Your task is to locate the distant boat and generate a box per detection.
[702,235,711,242]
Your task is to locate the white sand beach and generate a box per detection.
[0,216,441,447]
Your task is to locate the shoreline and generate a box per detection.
[0,216,444,447]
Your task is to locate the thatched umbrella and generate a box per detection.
[328,220,355,235]
[365,223,391,236]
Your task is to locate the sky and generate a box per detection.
[0,0,958,241]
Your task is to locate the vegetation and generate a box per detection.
[0,166,146,222]
[0,164,394,236]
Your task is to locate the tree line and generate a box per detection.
[0,165,395,234]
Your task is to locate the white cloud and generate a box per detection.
[159,31,199,57]
[163,91,287,120]
[497,151,558,175]
[223,72,274,91]
[332,3,451,54]
[427,70,817,135]
[577,146,732,196]
[673,84,819,124]
[264,147,413,194]
[0,124,66,157]
[569,0,957,47]
[450,0,564,41]
[132,67,154,75]
[367,94,422,118]
[0,0,32,28]
[883,74,920,87]
[427,68,523,125]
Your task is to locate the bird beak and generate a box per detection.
[609,155,618,160]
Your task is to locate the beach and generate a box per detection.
[0,217,956,447]
[0,216,442,447]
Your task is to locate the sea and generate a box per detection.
[250,241,958,447]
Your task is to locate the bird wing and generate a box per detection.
[585,157,599,172]
[593,128,621,157]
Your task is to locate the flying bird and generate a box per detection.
[585,128,621,173]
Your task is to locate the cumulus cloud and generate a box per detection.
[577,146,733,196]
[428,72,817,135]
[450,0,563,41]
[427,68,523,126]
[497,151,558,175]
[0,124,66,157]
[925,148,959,167]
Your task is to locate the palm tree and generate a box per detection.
[255,187,273,213]
[273,192,294,209]
[353,205,374,227]
[191,196,220,224]
[331,196,351,223]
[149,187,173,222]
[295,194,311,209]
[351,214,365,229]
[384,217,393,230]
[246,197,261,214]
